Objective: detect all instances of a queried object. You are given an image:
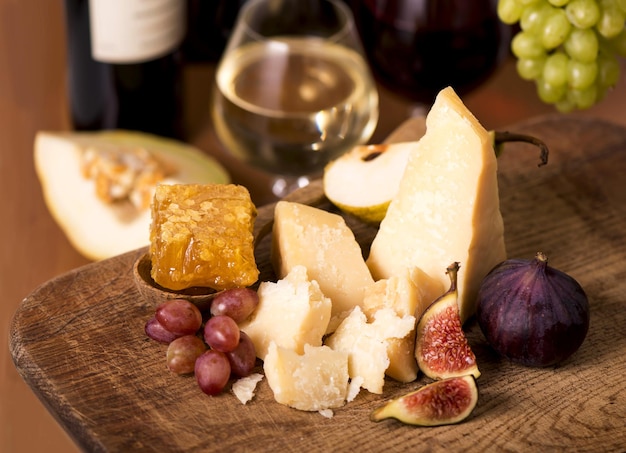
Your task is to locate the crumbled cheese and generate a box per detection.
[325,306,415,394]
[232,373,264,405]
[263,342,349,411]
[318,409,334,418]
[346,376,364,402]
[239,265,331,361]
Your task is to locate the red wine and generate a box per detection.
[63,0,185,139]
[349,0,511,104]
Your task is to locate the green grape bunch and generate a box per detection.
[498,0,626,111]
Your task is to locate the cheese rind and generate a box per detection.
[366,87,506,323]
[264,342,349,411]
[238,265,331,361]
[271,201,375,331]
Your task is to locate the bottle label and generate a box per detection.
[89,0,185,63]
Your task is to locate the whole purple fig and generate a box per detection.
[476,252,590,367]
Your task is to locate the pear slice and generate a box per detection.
[323,141,419,224]
[323,116,427,224]
[35,130,230,261]
[323,113,548,227]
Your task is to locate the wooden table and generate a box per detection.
[2,2,626,452]
[9,113,626,452]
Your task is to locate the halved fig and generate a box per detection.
[370,375,478,426]
[414,262,480,380]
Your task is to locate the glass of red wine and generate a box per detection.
[347,0,512,111]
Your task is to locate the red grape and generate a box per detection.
[226,331,257,377]
[145,316,179,343]
[210,288,259,323]
[166,335,206,375]
[203,315,240,352]
[155,299,202,336]
[195,350,231,395]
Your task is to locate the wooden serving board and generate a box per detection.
[10,116,626,452]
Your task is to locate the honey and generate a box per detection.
[150,183,259,291]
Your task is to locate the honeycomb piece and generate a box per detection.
[149,183,259,291]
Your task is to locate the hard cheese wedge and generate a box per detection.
[271,201,374,332]
[366,87,506,323]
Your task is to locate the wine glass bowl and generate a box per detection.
[348,0,512,105]
[212,0,379,199]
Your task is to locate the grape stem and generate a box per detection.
[493,131,550,167]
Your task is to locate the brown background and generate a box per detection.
[1,1,625,452]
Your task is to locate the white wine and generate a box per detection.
[213,38,379,176]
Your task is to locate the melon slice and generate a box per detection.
[366,87,507,323]
[34,130,229,261]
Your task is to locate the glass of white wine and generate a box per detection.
[212,0,379,199]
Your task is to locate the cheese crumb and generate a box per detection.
[232,373,264,405]
[318,409,334,418]
[346,376,364,402]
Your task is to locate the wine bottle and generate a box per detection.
[63,0,186,139]
[182,0,246,63]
